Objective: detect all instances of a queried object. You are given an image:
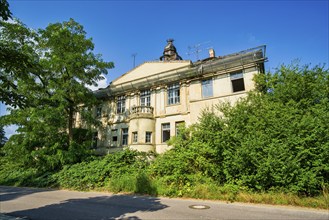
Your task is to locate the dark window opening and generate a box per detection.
[230,72,245,93]
[162,123,170,142]
[122,128,128,146]
[92,132,98,149]
[232,78,245,92]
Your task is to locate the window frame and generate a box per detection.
[145,131,152,143]
[162,123,171,143]
[121,128,128,146]
[111,129,118,146]
[230,72,245,93]
[167,83,180,105]
[117,96,126,114]
[132,131,138,143]
[175,121,185,136]
[140,90,151,106]
[201,78,213,98]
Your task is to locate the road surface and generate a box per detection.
[0,186,328,219]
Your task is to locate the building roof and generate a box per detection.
[94,45,267,99]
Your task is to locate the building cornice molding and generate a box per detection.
[94,45,266,99]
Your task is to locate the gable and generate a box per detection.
[112,61,191,86]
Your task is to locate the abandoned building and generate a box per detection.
[74,40,267,154]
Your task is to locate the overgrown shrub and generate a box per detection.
[56,150,151,191]
[153,63,329,196]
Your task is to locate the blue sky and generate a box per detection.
[1,0,328,137]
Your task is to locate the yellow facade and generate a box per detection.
[76,41,267,154]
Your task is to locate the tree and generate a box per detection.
[0,0,11,21]
[1,18,113,170]
[37,18,113,143]
[0,19,40,108]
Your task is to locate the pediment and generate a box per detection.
[112,61,191,86]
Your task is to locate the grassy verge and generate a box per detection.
[1,152,328,210]
[147,180,329,210]
[1,169,328,210]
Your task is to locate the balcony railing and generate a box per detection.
[130,106,154,114]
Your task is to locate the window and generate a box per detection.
[96,106,102,118]
[230,72,245,92]
[117,96,126,114]
[92,132,98,149]
[140,90,151,106]
[162,123,170,142]
[132,132,138,143]
[167,83,180,105]
[122,128,128,146]
[111,129,118,146]
[201,79,213,98]
[145,132,152,143]
[175,121,185,136]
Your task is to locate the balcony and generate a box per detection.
[129,106,154,119]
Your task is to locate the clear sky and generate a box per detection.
[1,0,328,137]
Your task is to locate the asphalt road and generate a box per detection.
[0,186,328,220]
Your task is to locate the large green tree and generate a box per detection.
[37,18,113,142]
[1,18,113,170]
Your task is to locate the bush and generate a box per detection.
[56,150,151,191]
[153,63,329,196]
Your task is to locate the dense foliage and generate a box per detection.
[0,17,113,171]
[56,150,155,194]
[152,63,328,196]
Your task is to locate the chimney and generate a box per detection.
[208,48,215,58]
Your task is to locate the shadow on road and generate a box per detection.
[0,186,52,202]
[7,194,168,220]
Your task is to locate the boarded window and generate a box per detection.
[202,79,213,98]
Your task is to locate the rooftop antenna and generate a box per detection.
[186,41,212,61]
[131,53,137,68]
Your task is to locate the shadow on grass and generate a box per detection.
[7,194,168,220]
